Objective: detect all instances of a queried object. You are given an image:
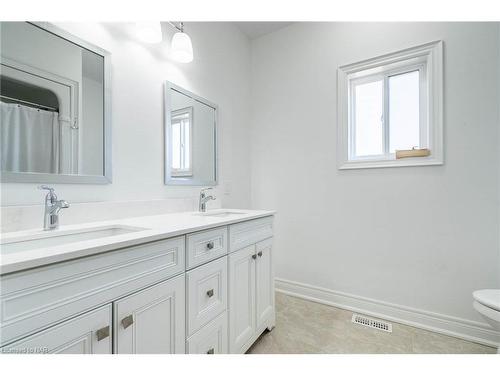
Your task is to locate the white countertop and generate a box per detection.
[0,209,275,275]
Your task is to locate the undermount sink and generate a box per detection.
[194,210,248,218]
[0,225,148,254]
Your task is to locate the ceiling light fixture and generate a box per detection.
[135,22,162,44]
[169,22,193,63]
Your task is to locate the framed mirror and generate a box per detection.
[164,82,217,186]
[0,22,112,184]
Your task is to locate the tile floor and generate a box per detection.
[247,292,496,354]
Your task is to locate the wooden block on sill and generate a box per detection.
[395,148,431,159]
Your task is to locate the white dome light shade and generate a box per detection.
[135,22,162,44]
[171,31,193,63]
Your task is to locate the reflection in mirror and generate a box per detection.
[171,106,193,177]
[165,82,217,186]
[0,22,111,183]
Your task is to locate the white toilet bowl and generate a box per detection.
[472,289,500,330]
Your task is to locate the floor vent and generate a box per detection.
[351,314,393,333]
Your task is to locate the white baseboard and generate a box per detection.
[275,277,500,348]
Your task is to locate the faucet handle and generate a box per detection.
[59,200,70,209]
[200,187,213,196]
[38,185,55,193]
[38,185,57,200]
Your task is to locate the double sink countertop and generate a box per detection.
[0,209,275,275]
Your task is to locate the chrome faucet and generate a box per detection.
[199,187,216,212]
[39,185,70,230]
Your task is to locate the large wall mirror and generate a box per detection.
[164,82,217,186]
[0,22,111,184]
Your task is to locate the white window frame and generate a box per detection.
[170,106,193,177]
[337,41,443,170]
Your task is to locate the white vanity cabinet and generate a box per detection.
[228,245,257,352]
[0,236,186,353]
[228,217,275,354]
[185,227,229,353]
[255,238,274,333]
[114,275,185,354]
[0,212,274,355]
[1,305,113,354]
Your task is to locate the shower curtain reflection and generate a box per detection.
[1,102,60,174]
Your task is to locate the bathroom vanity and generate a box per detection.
[0,210,275,354]
[0,22,275,354]
[0,22,274,355]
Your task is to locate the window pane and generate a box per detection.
[389,70,420,153]
[171,122,181,169]
[353,80,383,157]
[183,119,190,170]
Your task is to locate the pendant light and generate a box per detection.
[135,22,162,44]
[170,22,193,63]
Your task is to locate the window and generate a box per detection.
[337,41,443,169]
[170,107,192,176]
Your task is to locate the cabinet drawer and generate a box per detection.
[187,311,228,354]
[1,304,112,354]
[0,236,185,346]
[186,226,228,269]
[186,256,227,336]
[229,216,273,252]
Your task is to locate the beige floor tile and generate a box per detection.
[410,329,494,354]
[247,293,497,354]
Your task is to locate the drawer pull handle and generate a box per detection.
[207,348,215,354]
[257,251,263,257]
[206,289,214,298]
[96,326,110,341]
[121,315,134,329]
[206,241,215,250]
[252,254,257,260]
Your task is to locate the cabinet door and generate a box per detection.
[255,238,275,331]
[1,305,112,354]
[228,245,256,354]
[114,275,185,354]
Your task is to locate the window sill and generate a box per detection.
[338,157,443,170]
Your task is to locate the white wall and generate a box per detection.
[250,22,500,325]
[1,22,252,230]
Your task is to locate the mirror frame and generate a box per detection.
[164,81,218,186]
[0,22,112,184]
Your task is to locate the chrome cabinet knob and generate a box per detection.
[252,254,257,260]
[206,289,214,297]
[257,251,263,257]
[206,241,215,250]
[121,314,134,329]
[96,326,110,341]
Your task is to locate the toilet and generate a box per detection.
[473,289,500,330]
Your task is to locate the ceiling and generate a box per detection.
[234,22,293,39]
